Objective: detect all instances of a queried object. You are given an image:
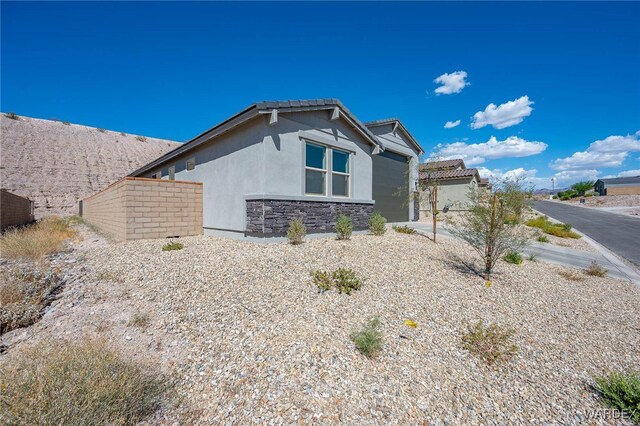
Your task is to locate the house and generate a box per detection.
[594,176,640,196]
[418,159,482,214]
[124,99,423,239]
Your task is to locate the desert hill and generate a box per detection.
[0,114,181,217]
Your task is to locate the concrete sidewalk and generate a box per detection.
[399,222,640,285]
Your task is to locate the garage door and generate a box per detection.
[372,150,409,222]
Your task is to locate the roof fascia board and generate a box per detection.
[366,119,424,155]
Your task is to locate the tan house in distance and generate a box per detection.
[418,159,485,215]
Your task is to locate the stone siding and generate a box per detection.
[82,177,203,241]
[1,189,34,231]
[413,193,420,221]
[246,199,374,235]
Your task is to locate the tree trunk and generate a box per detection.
[485,194,498,280]
[432,186,438,243]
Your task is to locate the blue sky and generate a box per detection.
[2,1,639,188]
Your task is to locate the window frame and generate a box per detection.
[304,142,327,196]
[331,148,351,198]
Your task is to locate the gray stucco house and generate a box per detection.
[418,159,482,213]
[594,176,640,196]
[130,99,423,238]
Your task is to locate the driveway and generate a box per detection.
[533,200,640,267]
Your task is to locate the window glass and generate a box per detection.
[332,150,349,173]
[306,143,326,169]
[332,174,348,197]
[305,170,325,195]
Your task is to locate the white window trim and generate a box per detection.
[304,142,327,196]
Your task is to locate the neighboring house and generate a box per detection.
[129,99,423,238]
[418,159,481,213]
[594,176,640,196]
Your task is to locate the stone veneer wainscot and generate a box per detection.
[246,198,374,235]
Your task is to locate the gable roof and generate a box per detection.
[130,99,383,177]
[364,118,424,155]
[419,158,466,171]
[596,176,640,185]
[419,168,480,181]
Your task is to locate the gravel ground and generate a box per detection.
[82,230,640,425]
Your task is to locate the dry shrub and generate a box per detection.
[461,320,518,365]
[559,270,585,282]
[129,312,150,328]
[0,217,77,260]
[525,216,581,239]
[584,261,607,277]
[0,338,170,425]
[0,268,62,334]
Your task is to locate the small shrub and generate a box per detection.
[310,268,363,294]
[335,214,353,240]
[461,320,518,365]
[333,267,363,295]
[537,235,549,243]
[310,270,332,292]
[128,312,150,328]
[525,216,580,239]
[593,371,640,423]
[97,127,106,133]
[393,225,416,234]
[369,211,387,236]
[135,135,147,142]
[351,317,383,358]
[503,214,520,225]
[560,223,572,231]
[584,260,607,277]
[503,251,523,265]
[162,241,183,251]
[4,112,19,120]
[0,338,170,425]
[559,270,585,282]
[0,217,77,260]
[552,195,559,200]
[527,253,538,262]
[286,219,306,245]
[120,132,126,136]
[62,121,70,125]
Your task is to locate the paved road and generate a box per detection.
[533,200,640,267]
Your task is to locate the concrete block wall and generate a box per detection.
[82,177,203,241]
[1,189,35,231]
[606,186,640,196]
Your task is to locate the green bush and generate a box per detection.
[310,268,363,294]
[503,251,523,265]
[335,214,353,240]
[392,225,416,234]
[286,219,306,245]
[594,371,640,423]
[552,195,559,199]
[537,235,549,243]
[4,112,19,120]
[0,338,170,425]
[162,241,183,251]
[369,212,387,236]
[461,320,518,365]
[351,317,383,358]
[525,216,581,239]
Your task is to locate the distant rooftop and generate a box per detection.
[419,158,466,171]
[597,176,640,185]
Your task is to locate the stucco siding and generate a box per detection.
[420,177,477,214]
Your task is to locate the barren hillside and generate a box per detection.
[0,114,180,217]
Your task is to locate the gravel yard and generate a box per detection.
[80,230,640,424]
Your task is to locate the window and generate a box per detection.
[186,158,195,171]
[168,165,176,181]
[331,149,350,197]
[305,143,326,195]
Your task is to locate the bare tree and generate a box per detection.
[415,155,442,242]
[449,188,528,280]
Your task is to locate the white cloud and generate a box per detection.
[433,71,469,95]
[478,167,599,189]
[436,136,547,166]
[550,131,640,171]
[471,96,534,130]
[444,119,461,129]
[602,169,640,178]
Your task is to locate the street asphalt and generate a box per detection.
[533,200,640,267]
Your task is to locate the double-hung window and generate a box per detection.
[305,143,327,195]
[331,149,350,197]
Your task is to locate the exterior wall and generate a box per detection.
[1,189,34,231]
[367,123,420,221]
[140,110,378,235]
[246,198,374,234]
[82,177,202,241]
[419,177,477,214]
[606,185,640,195]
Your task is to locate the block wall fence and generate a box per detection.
[1,189,35,231]
[81,177,203,241]
[606,186,640,196]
